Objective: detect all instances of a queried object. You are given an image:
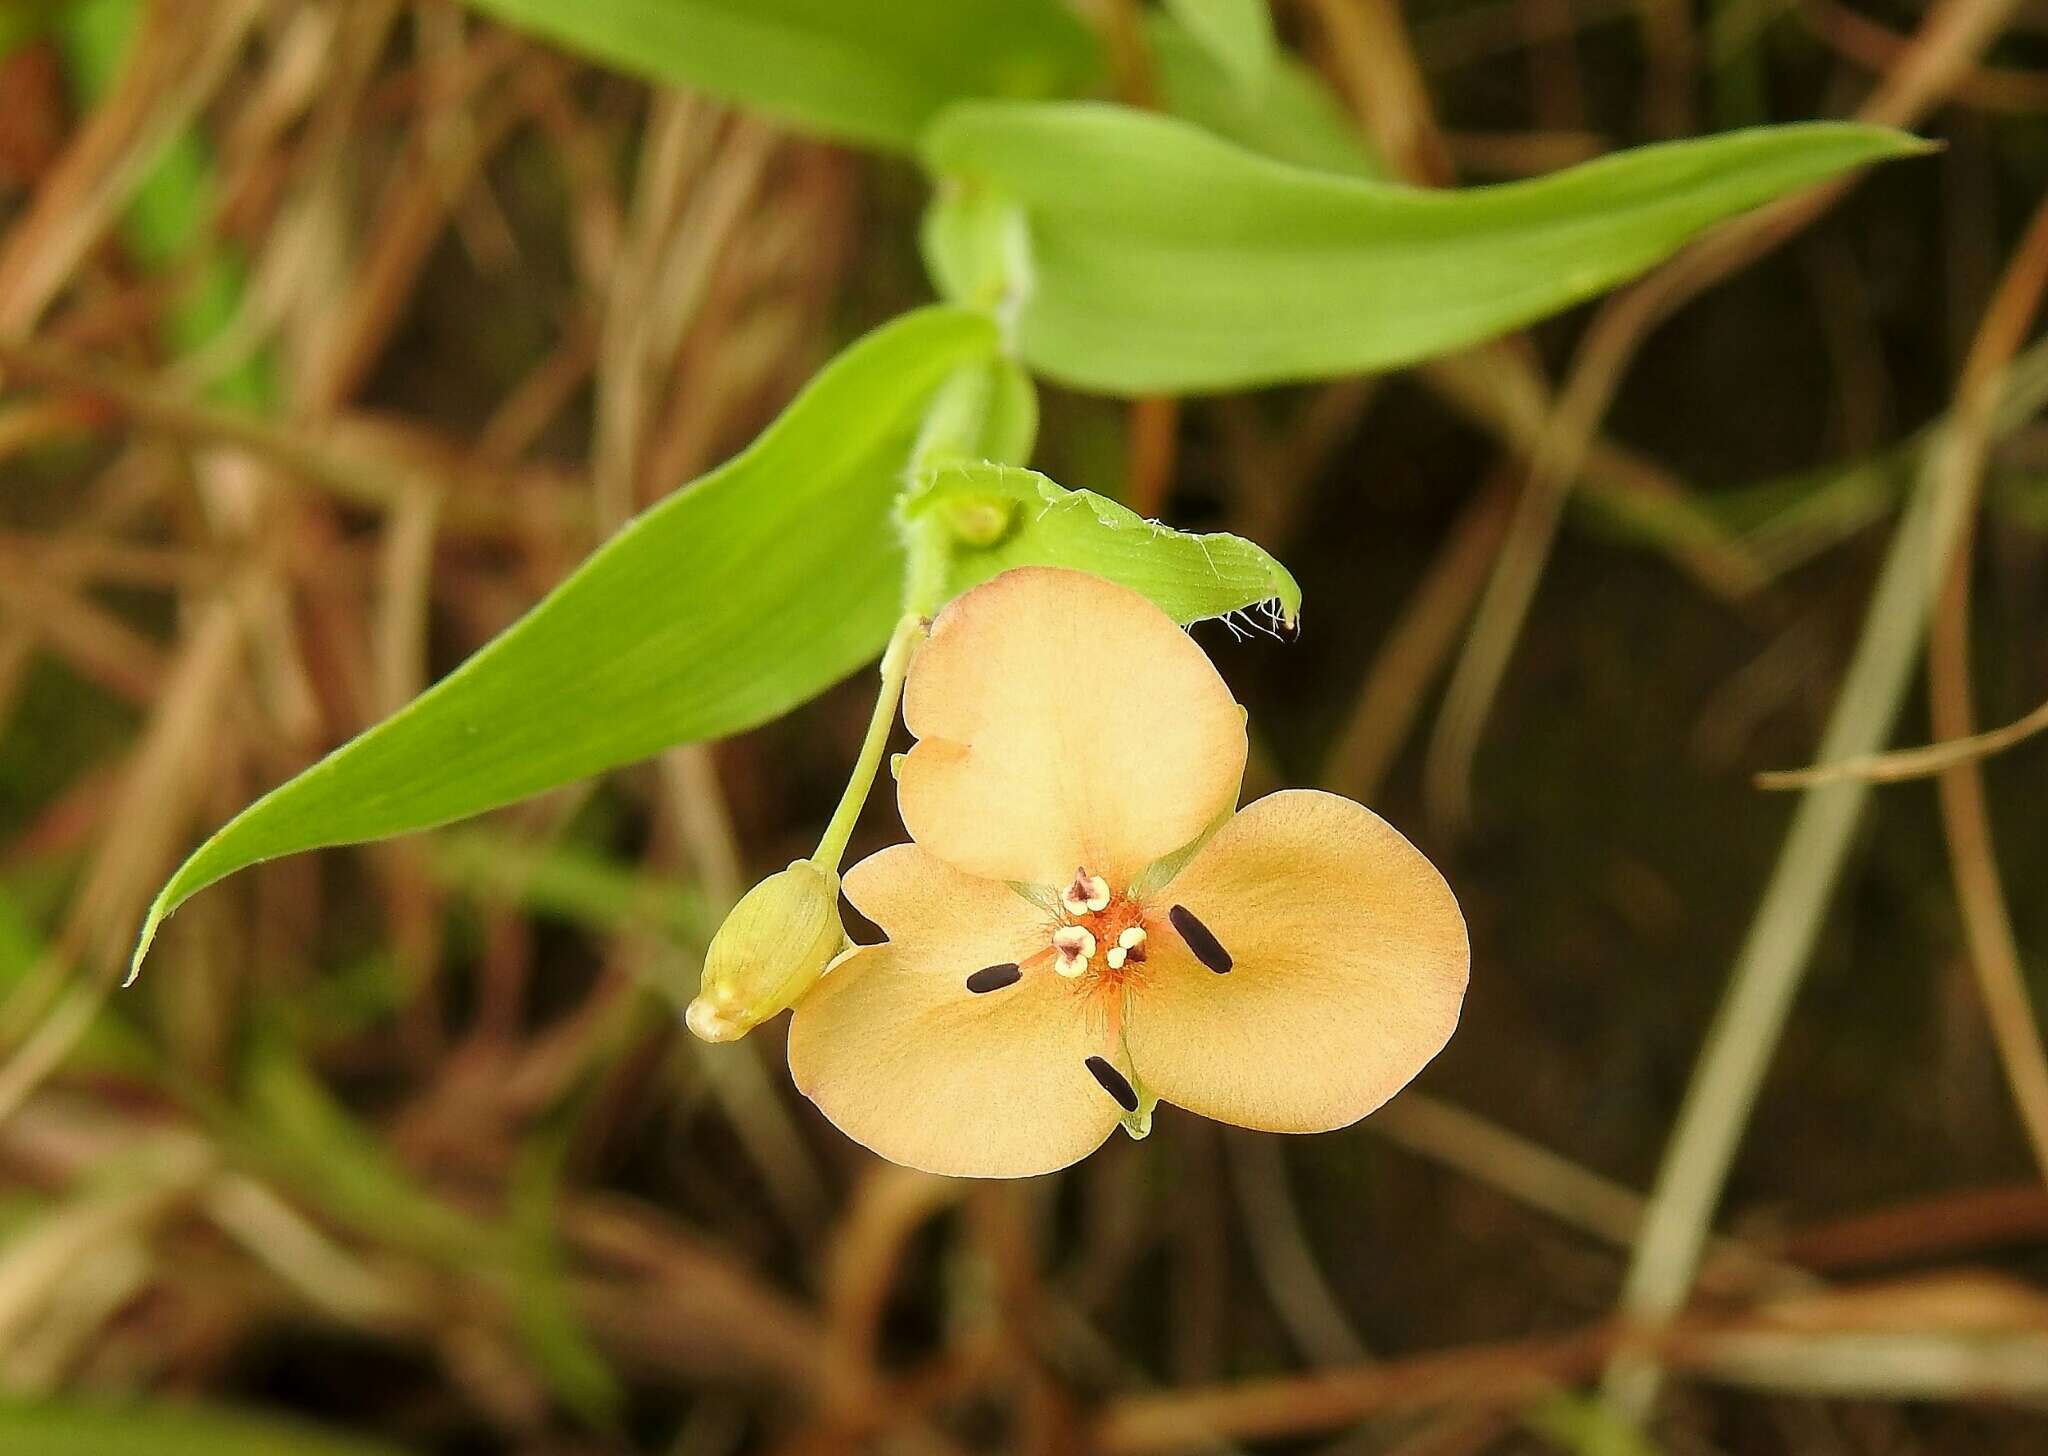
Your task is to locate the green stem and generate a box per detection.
[909,362,996,474]
[812,611,925,872]
[902,524,951,621]
[835,355,1011,862]
[900,362,998,616]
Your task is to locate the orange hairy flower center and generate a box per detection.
[957,867,1235,1115]
[1049,884,1149,1000]
[1062,896,1146,965]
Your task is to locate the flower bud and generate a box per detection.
[686,860,844,1043]
[935,490,1017,548]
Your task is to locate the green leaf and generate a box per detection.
[1149,12,1384,178]
[904,461,1300,627]
[0,1400,415,1456]
[1161,0,1277,100]
[132,307,998,980]
[921,103,1931,394]
[457,0,1100,152]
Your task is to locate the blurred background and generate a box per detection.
[2,0,2048,1452]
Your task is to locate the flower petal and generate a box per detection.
[1130,790,1467,1133]
[787,843,1124,1177]
[899,566,1247,887]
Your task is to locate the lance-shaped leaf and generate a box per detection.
[904,461,1300,628]
[131,307,998,980]
[458,0,1099,153]
[921,103,1930,394]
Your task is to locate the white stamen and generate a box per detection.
[1053,925,1096,978]
[1061,869,1111,915]
[1105,945,1128,970]
[1117,926,1147,951]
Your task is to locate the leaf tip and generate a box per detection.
[1871,128,1940,160]
[1830,123,1939,163]
[125,898,168,987]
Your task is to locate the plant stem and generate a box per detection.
[811,611,925,873]
[901,358,1007,616]
[909,361,997,473]
[816,351,1011,869]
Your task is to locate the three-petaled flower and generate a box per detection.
[788,567,1468,1178]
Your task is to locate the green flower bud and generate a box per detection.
[935,490,1017,548]
[686,860,845,1043]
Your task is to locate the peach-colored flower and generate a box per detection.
[788,567,1467,1178]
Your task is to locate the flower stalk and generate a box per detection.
[686,610,927,1043]
[813,610,925,873]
